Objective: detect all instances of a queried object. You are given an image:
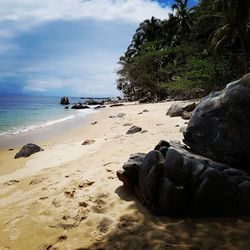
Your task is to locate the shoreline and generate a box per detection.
[0,108,98,149]
[1,101,249,250]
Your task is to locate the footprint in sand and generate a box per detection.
[98,217,113,234]
[78,180,95,189]
[58,235,67,242]
[4,215,24,241]
[64,190,75,198]
[52,198,62,208]
[91,193,108,213]
[29,177,46,185]
[79,201,88,207]
[3,180,19,186]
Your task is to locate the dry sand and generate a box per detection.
[0,102,250,250]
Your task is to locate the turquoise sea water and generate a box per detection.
[0,95,96,137]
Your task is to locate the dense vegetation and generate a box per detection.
[116,0,250,100]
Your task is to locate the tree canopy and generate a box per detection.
[116,0,250,100]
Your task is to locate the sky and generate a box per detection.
[0,0,198,97]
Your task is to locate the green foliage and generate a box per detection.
[116,0,250,100]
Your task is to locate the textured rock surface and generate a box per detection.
[184,73,250,168]
[15,143,44,159]
[117,140,250,217]
[166,102,196,117]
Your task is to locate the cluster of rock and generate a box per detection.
[60,96,127,109]
[117,73,250,217]
[60,96,107,110]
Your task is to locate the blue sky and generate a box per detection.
[0,0,198,97]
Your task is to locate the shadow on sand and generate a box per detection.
[82,185,250,250]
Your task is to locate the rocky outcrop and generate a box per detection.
[117,74,250,217]
[15,143,44,159]
[71,103,90,109]
[117,140,250,217]
[184,73,250,168]
[60,96,70,105]
[84,100,104,105]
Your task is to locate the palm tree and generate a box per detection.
[211,0,250,72]
[171,0,193,34]
[135,16,162,42]
[161,13,180,47]
[124,17,163,59]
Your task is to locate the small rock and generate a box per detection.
[94,105,106,109]
[109,115,116,118]
[110,103,124,107]
[64,106,69,109]
[8,148,14,151]
[143,109,149,112]
[138,112,143,115]
[82,139,95,145]
[15,143,44,159]
[166,102,196,117]
[117,113,126,118]
[126,126,142,134]
[91,121,98,125]
[175,125,179,127]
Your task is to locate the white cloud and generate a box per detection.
[23,74,118,96]
[0,0,172,96]
[0,0,170,25]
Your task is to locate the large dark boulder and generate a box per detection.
[60,96,70,105]
[117,140,250,217]
[184,73,250,168]
[15,143,44,159]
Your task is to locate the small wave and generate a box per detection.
[0,113,86,136]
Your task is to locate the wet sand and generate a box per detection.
[0,102,250,250]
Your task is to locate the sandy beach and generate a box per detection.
[1,102,250,250]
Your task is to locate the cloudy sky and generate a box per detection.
[0,0,197,97]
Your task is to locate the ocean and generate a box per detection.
[0,95,98,138]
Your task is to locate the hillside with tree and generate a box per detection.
[116,0,250,100]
